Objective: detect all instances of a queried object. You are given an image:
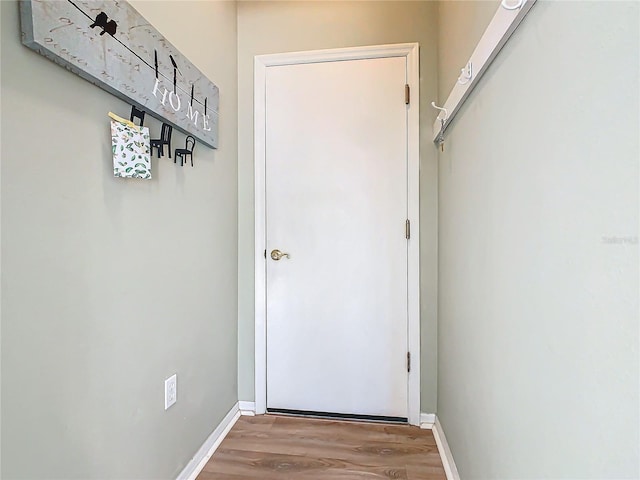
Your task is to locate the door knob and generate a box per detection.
[270,249,290,261]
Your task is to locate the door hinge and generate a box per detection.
[405,219,411,239]
[407,352,411,373]
[405,84,410,105]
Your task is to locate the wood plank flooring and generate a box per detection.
[197,415,446,480]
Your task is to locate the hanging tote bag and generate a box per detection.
[109,112,152,179]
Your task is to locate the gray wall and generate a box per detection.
[0,1,238,478]
[236,1,440,413]
[437,1,639,478]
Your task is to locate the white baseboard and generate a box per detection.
[433,416,461,480]
[419,412,436,429]
[238,400,256,416]
[176,402,241,480]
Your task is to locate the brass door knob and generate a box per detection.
[270,249,290,261]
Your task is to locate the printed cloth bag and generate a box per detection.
[110,114,151,179]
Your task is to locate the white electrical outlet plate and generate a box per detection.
[165,374,177,410]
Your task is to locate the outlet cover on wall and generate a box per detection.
[165,374,177,410]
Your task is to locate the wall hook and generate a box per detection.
[501,0,524,10]
[436,117,446,151]
[458,62,473,85]
[432,102,447,151]
[431,101,448,121]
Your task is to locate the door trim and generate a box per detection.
[254,43,421,425]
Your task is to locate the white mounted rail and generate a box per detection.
[432,0,537,143]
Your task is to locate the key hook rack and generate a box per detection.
[431,0,536,145]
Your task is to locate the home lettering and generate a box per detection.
[151,78,212,132]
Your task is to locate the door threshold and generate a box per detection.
[267,408,408,424]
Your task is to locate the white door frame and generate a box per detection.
[254,43,421,426]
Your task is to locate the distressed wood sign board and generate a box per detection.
[20,0,219,148]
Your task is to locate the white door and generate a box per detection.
[265,56,408,419]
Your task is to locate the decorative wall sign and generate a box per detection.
[20,0,219,148]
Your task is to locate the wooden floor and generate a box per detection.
[197,415,446,480]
